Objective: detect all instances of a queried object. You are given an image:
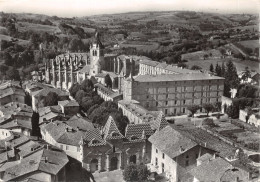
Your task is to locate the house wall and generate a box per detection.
[41,130,82,161]
[150,144,215,182]
[0,129,12,140]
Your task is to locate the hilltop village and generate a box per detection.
[0,9,259,182]
[0,32,259,182]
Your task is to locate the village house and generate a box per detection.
[0,137,69,182]
[0,85,25,105]
[189,154,252,182]
[239,108,260,127]
[0,102,33,136]
[148,124,239,182]
[31,87,69,112]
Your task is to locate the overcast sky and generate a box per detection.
[0,0,259,17]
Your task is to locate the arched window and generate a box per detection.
[111,132,120,137]
[130,136,138,140]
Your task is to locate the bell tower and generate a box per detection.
[90,32,104,76]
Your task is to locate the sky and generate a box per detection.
[0,0,259,17]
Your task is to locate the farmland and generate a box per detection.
[239,39,259,50]
[186,58,259,73]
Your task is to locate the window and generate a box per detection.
[155,157,158,166]
[196,154,198,159]
[146,102,149,108]
[146,95,149,99]
[156,102,158,107]
[174,108,176,114]
[113,146,116,153]
[66,145,69,150]
[166,94,168,98]
[156,149,158,153]
[162,153,165,159]
[175,100,177,105]
[183,108,185,113]
[185,160,189,166]
[165,101,168,106]
[183,100,186,104]
[60,145,63,150]
[165,109,168,115]
[162,163,165,173]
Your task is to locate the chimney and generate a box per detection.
[44,156,48,163]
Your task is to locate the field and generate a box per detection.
[186,58,259,73]
[16,22,61,33]
[239,39,259,50]
[120,41,159,51]
[0,34,29,45]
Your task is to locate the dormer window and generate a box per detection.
[92,139,100,145]
[111,132,120,137]
[130,136,138,140]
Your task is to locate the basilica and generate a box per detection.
[45,32,135,90]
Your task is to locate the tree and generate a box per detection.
[202,103,214,116]
[43,92,59,106]
[123,164,149,182]
[215,64,222,76]
[203,54,209,60]
[75,90,87,103]
[225,60,240,89]
[187,105,201,117]
[226,104,239,119]
[177,62,188,69]
[69,83,81,98]
[209,63,214,72]
[0,65,8,76]
[81,79,94,92]
[104,74,112,88]
[241,67,251,82]
[31,112,41,137]
[191,65,202,70]
[6,68,20,81]
[25,92,32,106]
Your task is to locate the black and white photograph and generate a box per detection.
[0,0,259,181]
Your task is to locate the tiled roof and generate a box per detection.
[171,125,237,158]
[58,100,79,107]
[84,128,106,147]
[66,116,94,131]
[150,111,168,131]
[78,65,91,73]
[32,88,69,98]
[149,126,198,159]
[125,123,154,140]
[95,83,115,95]
[9,135,31,148]
[42,120,95,146]
[189,157,233,182]
[139,59,159,67]
[0,119,32,130]
[103,116,124,140]
[95,72,108,78]
[197,153,213,163]
[2,148,68,181]
[134,73,224,82]
[156,62,168,69]
[165,64,199,74]
[0,87,25,98]
[0,80,21,89]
